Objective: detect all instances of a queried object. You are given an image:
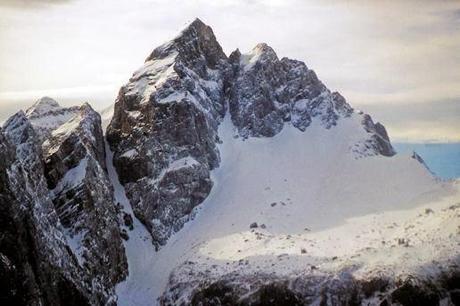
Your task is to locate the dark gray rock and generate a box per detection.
[0,116,97,305]
[411,151,434,174]
[38,103,128,293]
[189,281,303,306]
[123,212,134,230]
[360,114,395,157]
[107,18,230,247]
[227,44,354,138]
[25,96,82,142]
[162,268,460,306]
[1,100,128,304]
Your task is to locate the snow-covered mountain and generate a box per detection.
[1,98,128,305]
[106,18,394,250]
[1,19,459,306]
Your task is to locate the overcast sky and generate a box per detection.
[0,0,459,142]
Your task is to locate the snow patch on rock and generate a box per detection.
[51,157,87,196]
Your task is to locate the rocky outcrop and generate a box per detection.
[356,114,395,157]
[0,115,95,305]
[0,98,128,305]
[411,151,435,176]
[31,101,128,297]
[107,18,229,247]
[25,96,81,142]
[162,267,460,306]
[227,43,354,138]
[107,18,395,248]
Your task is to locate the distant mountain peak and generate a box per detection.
[184,17,207,32]
[252,42,277,55]
[26,96,61,117]
[239,43,279,70]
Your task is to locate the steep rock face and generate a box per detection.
[107,19,395,248]
[352,113,395,157]
[228,43,354,138]
[0,115,95,305]
[42,103,106,188]
[107,18,230,247]
[0,97,128,304]
[31,101,128,294]
[227,44,393,159]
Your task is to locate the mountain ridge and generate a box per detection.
[0,19,458,306]
[107,18,395,249]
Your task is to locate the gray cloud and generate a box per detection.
[357,99,460,142]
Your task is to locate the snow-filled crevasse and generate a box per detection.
[104,115,240,304]
[105,141,158,306]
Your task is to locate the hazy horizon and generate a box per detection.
[1,0,459,142]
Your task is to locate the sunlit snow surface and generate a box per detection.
[110,114,459,305]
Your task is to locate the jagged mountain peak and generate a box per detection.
[22,98,98,142]
[46,102,97,137]
[251,42,278,57]
[238,43,279,71]
[108,19,397,252]
[26,96,61,117]
[31,96,59,108]
[80,101,92,109]
[78,101,98,117]
[42,101,106,170]
[145,18,226,69]
[2,110,35,147]
[4,109,27,125]
[182,17,209,34]
[1,96,128,304]
[229,47,241,60]
[2,20,458,306]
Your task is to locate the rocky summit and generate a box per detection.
[1,19,459,306]
[1,98,127,305]
[107,18,394,249]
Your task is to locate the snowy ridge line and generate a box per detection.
[1,18,458,306]
[101,19,459,305]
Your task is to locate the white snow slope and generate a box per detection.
[106,142,158,306]
[111,112,459,305]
